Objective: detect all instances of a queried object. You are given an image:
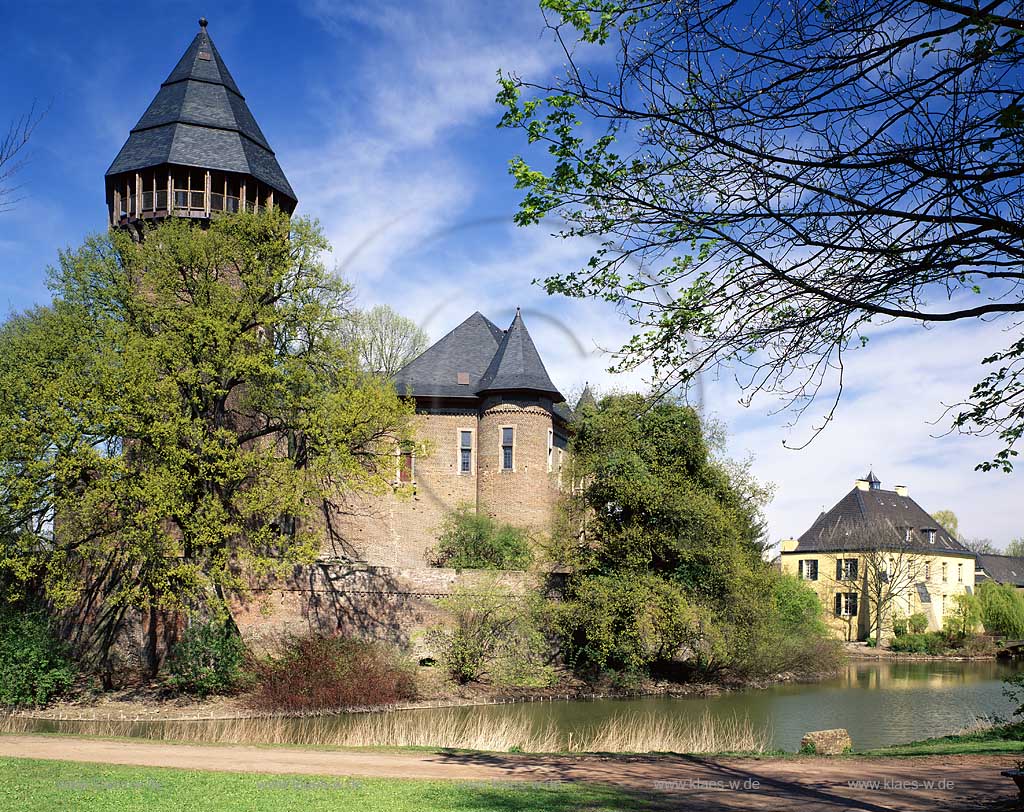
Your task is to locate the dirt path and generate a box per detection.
[0,734,1017,811]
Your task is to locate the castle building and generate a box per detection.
[778,472,976,640]
[326,310,572,567]
[103,20,575,649]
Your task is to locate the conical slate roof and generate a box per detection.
[476,309,562,399]
[576,384,597,411]
[393,310,563,402]
[393,312,505,399]
[106,19,295,204]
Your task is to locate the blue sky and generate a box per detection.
[1,1,1019,545]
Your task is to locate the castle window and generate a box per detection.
[958,562,963,582]
[459,430,473,474]
[836,558,858,581]
[942,562,948,583]
[925,529,936,544]
[501,427,514,471]
[835,592,858,617]
[547,428,554,472]
[925,560,931,580]
[798,559,818,581]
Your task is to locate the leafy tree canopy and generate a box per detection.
[500,0,1024,470]
[0,211,416,613]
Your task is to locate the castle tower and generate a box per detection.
[105,18,296,233]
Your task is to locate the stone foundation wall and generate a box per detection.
[232,564,535,656]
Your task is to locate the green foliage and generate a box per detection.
[427,579,555,687]
[554,573,699,673]
[1006,538,1024,557]
[554,394,836,679]
[978,581,1024,638]
[0,604,75,707]
[931,510,959,541]
[166,619,247,697]
[889,633,948,655]
[944,592,982,638]
[0,211,417,614]
[429,505,533,570]
[908,612,929,634]
[892,615,908,637]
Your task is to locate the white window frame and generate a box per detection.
[458,428,474,475]
[837,592,858,617]
[958,562,963,582]
[942,561,948,583]
[500,425,515,472]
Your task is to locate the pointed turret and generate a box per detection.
[476,309,562,400]
[105,18,296,229]
[576,383,597,412]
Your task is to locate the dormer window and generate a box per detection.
[924,529,936,544]
[904,527,913,543]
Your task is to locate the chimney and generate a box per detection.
[779,538,799,553]
[855,478,870,491]
[894,485,908,497]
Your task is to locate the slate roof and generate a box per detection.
[106,20,295,204]
[477,310,562,398]
[976,554,1024,587]
[576,384,597,411]
[393,310,564,404]
[792,475,974,557]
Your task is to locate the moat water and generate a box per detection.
[27,659,1021,751]
[442,659,1019,751]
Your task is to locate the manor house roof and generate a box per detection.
[976,554,1024,587]
[792,472,974,557]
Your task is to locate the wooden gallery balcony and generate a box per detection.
[106,167,289,228]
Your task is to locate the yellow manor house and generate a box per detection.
[779,472,976,641]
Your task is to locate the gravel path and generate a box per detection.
[0,734,1017,810]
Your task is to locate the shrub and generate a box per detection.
[0,605,75,707]
[554,573,700,674]
[428,579,555,686]
[978,582,1024,638]
[429,505,533,570]
[166,619,247,697]
[709,572,843,680]
[250,634,417,711]
[890,632,948,655]
[908,613,928,634]
[892,615,908,638]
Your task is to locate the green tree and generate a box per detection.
[0,211,417,616]
[945,592,982,638]
[343,304,429,379]
[500,1,1024,471]
[931,511,959,542]
[429,505,533,570]
[978,582,1024,638]
[1006,538,1024,557]
[554,394,836,677]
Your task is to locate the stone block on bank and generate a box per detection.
[800,728,852,755]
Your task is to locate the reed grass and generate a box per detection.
[0,709,770,754]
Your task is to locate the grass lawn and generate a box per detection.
[860,723,1024,757]
[0,757,660,812]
